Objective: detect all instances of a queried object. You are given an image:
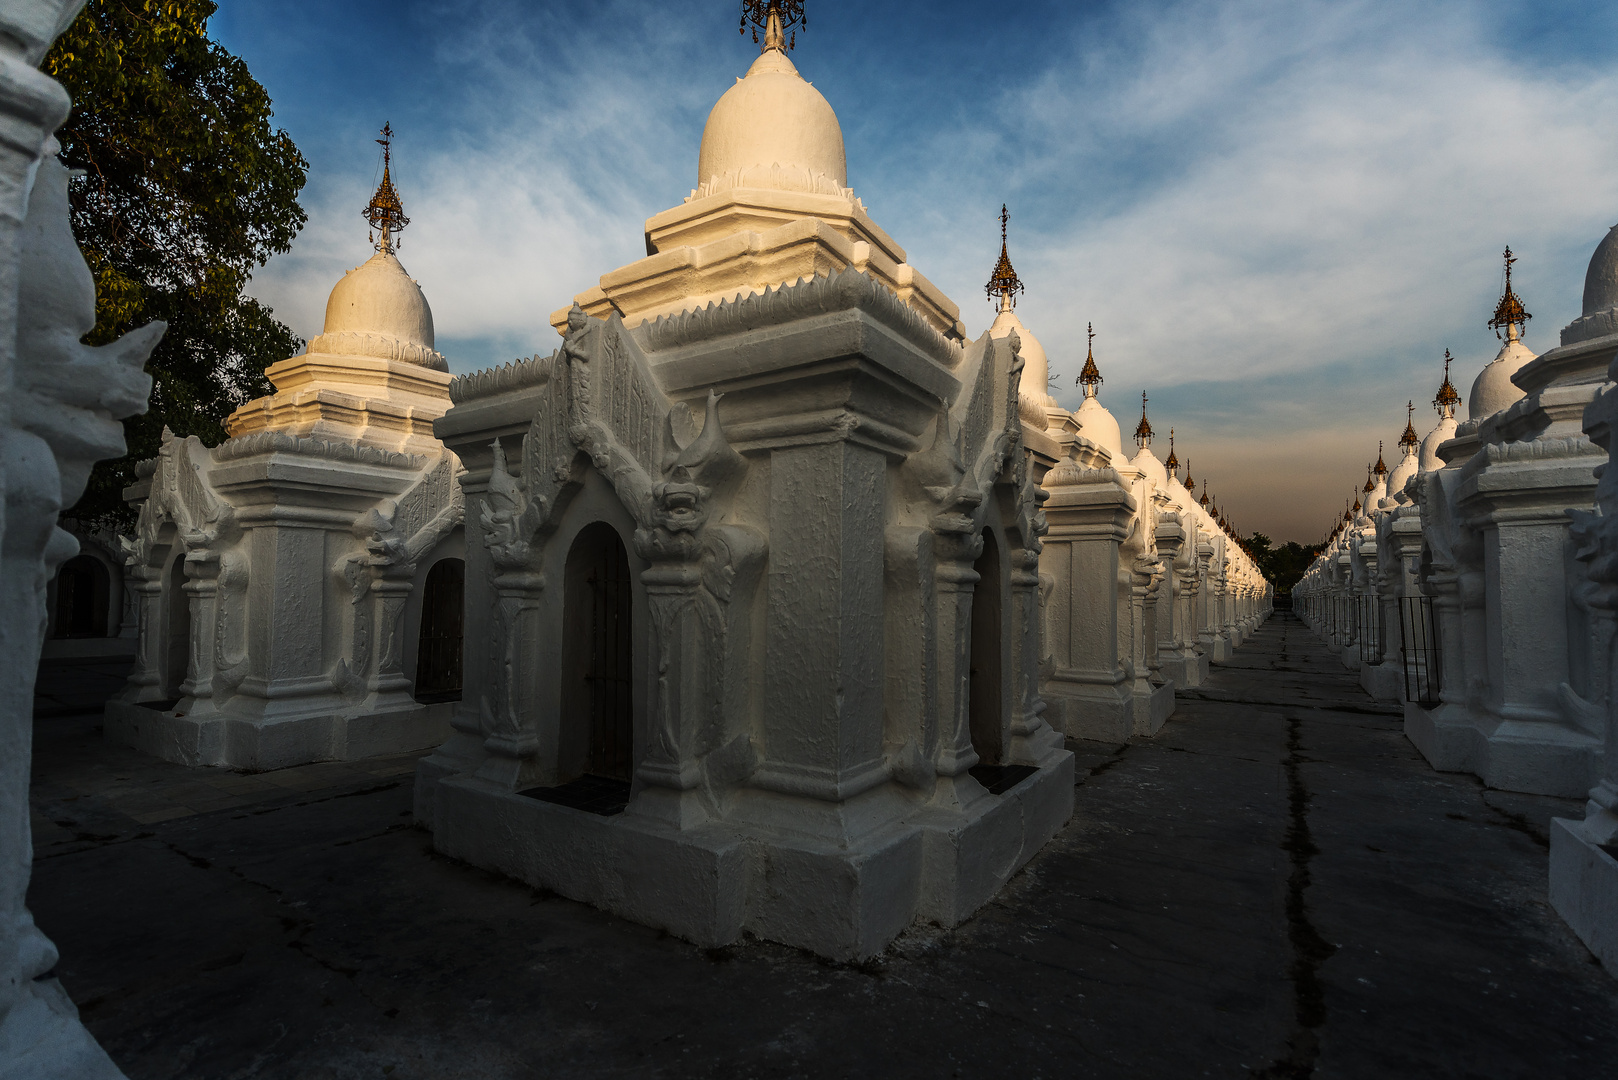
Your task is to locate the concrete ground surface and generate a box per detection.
[26,615,1618,1079]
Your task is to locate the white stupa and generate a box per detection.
[1385,402,1421,496]
[982,206,1055,428]
[550,8,965,341]
[1417,350,1462,473]
[1073,322,1123,458]
[1469,247,1538,421]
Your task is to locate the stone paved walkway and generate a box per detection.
[27,614,1618,1079]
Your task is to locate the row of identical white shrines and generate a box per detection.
[91,25,1267,961]
[1293,235,1618,970]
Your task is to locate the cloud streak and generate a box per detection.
[232,0,1618,541]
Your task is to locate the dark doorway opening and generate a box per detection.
[562,523,634,782]
[162,552,190,699]
[968,528,1003,766]
[52,554,109,638]
[415,558,464,703]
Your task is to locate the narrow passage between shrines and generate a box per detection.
[27,613,1618,1078]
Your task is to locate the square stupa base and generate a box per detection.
[1043,683,1133,743]
[1551,815,1618,972]
[417,749,1074,962]
[1404,701,1601,798]
[1359,661,1404,702]
[1160,651,1210,689]
[104,698,453,771]
[1131,681,1176,737]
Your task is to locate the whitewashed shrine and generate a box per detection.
[413,7,1073,960]
[103,143,466,770]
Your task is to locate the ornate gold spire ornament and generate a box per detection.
[1165,428,1179,475]
[1077,322,1102,398]
[1184,458,1195,495]
[363,122,410,254]
[985,204,1024,311]
[1374,440,1388,478]
[1134,391,1153,449]
[1200,489,1210,508]
[741,0,806,52]
[1488,245,1531,342]
[1399,400,1420,453]
[1433,349,1462,416]
[1363,465,1375,495]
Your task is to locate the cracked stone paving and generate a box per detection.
[28,612,1618,1078]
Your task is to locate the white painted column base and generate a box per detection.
[104,698,454,771]
[1551,813,1618,971]
[418,748,1074,962]
[1404,701,1602,798]
[0,977,123,1080]
[1359,661,1404,702]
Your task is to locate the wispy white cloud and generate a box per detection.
[241,0,1618,541]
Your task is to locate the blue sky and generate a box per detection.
[212,0,1618,542]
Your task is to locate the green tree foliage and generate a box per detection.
[47,0,308,528]
[1241,534,1322,595]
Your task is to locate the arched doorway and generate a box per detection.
[161,552,190,700]
[968,528,1003,766]
[414,558,464,703]
[51,554,109,638]
[562,523,634,782]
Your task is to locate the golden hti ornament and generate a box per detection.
[363,122,410,253]
[741,0,806,51]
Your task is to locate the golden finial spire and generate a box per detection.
[1134,391,1153,449]
[1363,465,1375,494]
[1398,400,1419,453]
[364,122,410,253]
[1165,428,1179,475]
[1433,349,1461,417]
[1488,245,1531,343]
[1184,457,1195,494]
[1374,440,1388,478]
[741,1,806,52]
[1200,488,1210,508]
[985,204,1024,311]
[1077,322,1102,398]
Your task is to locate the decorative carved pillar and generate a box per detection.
[474,566,546,787]
[1007,544,1060,762]
[177,547,220,714]
[119,567,165,703]
[930,531,984,802]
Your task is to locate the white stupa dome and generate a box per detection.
[1386,450,1419,498]
[313,248,445,370]
[1075,396,1122,457]
[1131,445,1167,485]
[1468,338,1536,420]
[990,307,1056,429]
[1418,417,1457,473]
[696,48,847,198]
[1563,224,1618,345]
[1583,225,1618,317]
